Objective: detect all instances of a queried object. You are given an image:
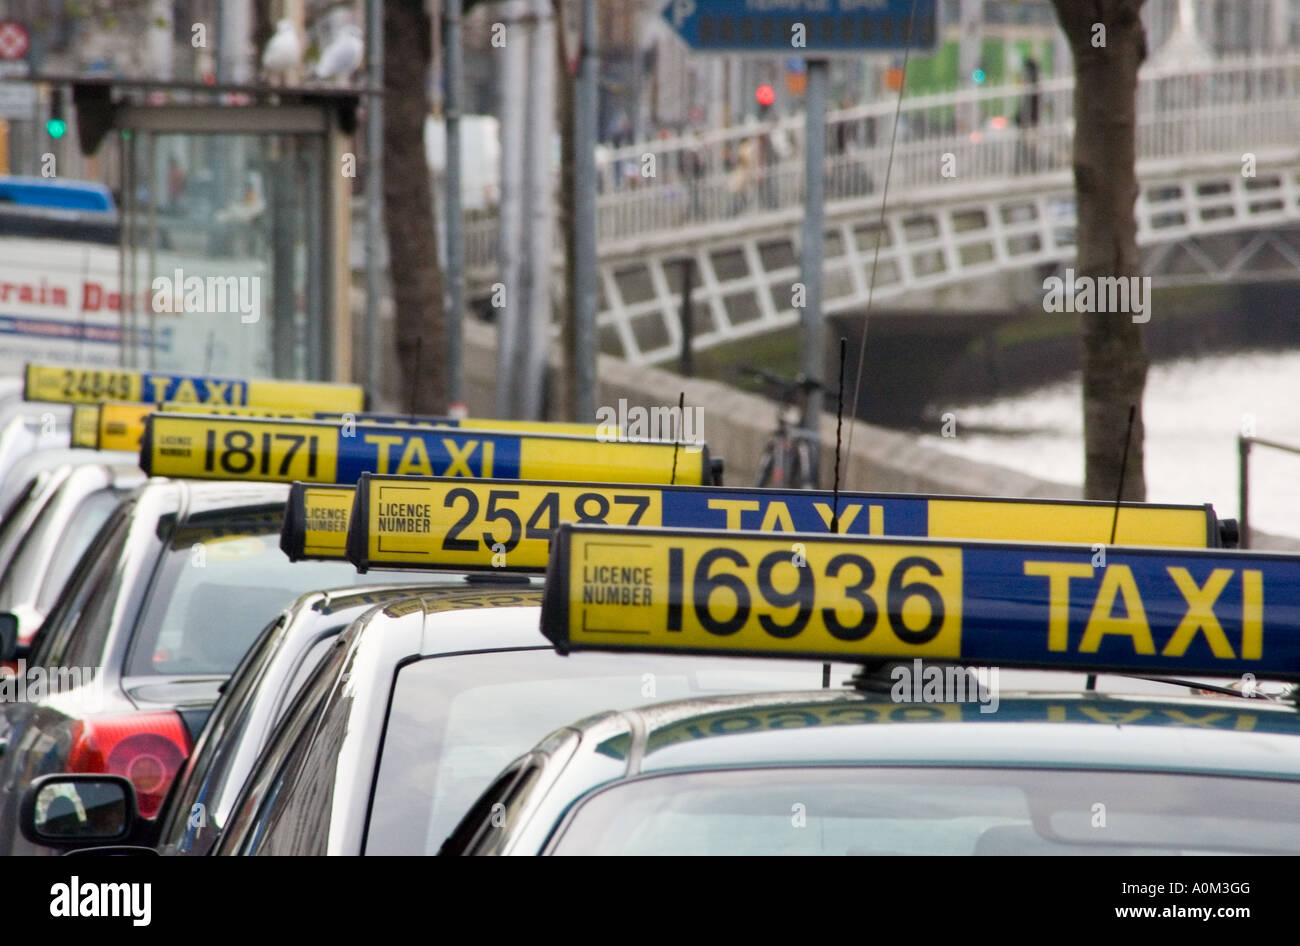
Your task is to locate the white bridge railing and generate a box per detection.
[455,50,1300,279]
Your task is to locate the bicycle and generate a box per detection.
[741,366,822,490]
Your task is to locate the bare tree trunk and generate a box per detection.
[553,0,577,420]
[1050,0,1149,501]
[383,0,447,412]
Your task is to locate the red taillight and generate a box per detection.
[67,712,192,819]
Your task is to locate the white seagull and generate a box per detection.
[261,19,302,82]
[313,24,364,82]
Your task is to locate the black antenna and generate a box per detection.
[830,336,847,532]
[1109,404,1138,545]
[841,0,920,481]
[823,340,848,691]
[670,391,684,485]
[1091,403,1138,693]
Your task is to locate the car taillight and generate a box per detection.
[67,712,192,819]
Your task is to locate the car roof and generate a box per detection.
[342,579,548,655]
[573,687,1300,780]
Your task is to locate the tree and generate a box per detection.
[1049,0,1149,501]
[383,0,447,412]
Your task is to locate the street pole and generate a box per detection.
[444,0,466,414]
[496,1,527,417]
[573,0,598,423]
[799,58,828,483]
[520,0,555,419]
[365,0,383,405]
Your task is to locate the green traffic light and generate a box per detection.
[46,118,67,139]
[972,69,986,84]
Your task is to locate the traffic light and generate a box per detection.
[755,85,775,107]
[46,87,67,139]
[971,67,986,85]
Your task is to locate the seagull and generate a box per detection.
[261,19,302,83]
[313,24,364,82]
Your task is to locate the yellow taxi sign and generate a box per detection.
[541,523,1300,680]
[140,413,711,486]
[344,475,1226,574]
[281,483,355,561]
[23,361,364,411]
[70,405,100,449]
[347,475,665,572]
[103,405,610,457]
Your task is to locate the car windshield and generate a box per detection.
[127,506,415,676]
[547,767,1300,855]
[367,650,849,854]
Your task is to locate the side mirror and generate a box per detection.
[0,613,17,662]
[19,774,138,848]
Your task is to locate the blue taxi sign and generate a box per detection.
[139,413,711,485]
[541,524,1300,681]
[662,0,939,54]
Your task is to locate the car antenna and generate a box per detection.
[824,339,848,690]
[1091,403,1138,692]
[830,336,847,533]
[670,391,684,485]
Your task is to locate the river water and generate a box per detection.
[919,347,1300,538]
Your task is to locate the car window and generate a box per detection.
[127,506,415,676]
[215,635,351,855]
[546,767,1300,855]
[30,502,134,670]
[366,650,844,855]
[159,613,287,854]
[35,487,128,613]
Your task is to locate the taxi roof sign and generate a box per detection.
[281,482,355,561]
[541,523,1300,681]
[86,405,612,457]
[345,475,1227,574]
[23,361,365,411]
[140,413,711,486]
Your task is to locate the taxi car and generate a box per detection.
[0,478,423,855]
[0,459,146,652]
[435,522,1300,855]
[199,589,844,855]
[153,580,477,856]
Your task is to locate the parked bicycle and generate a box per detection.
[741,366,822,490]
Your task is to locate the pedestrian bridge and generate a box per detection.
[461,51,1300,365]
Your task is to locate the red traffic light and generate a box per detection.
[755,85,775,107]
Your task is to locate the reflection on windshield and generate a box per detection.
[368,650,842,854]
[551,767,1300,855]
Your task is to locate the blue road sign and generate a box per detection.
[662,0,939,54]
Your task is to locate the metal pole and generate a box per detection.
[520,0,555,419]
[444,0,466,412]
[679,257,693,376]
[573,0,598,423]
[799,58,828,480]
[496,0,527,417]
[365,0,383,405]
[1238,435,1251,550]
